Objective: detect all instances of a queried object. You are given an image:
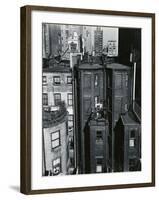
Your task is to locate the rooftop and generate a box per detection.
[77,63,104,70]
[121,112,140,126]
[107,63,130,70]
[43,65,72,73]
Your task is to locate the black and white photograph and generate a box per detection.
[42,23,141,176]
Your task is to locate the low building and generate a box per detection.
[42,64,75,174]
[114,111,141,172]
[85,110,109,174]
[42,102,70,176]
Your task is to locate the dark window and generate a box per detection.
[96,131,103,143]
[53,76,61,85]
[67,93,73,106]
[43,93,48,106]
[51,131,60,149]
[130,130,136,138]
[67,76,72,84]
[52,157,61,175]
[107,74,112,88]
[54,93,61,106]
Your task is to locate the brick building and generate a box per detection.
[42,102,70,176]
[74,62,108,174]
[42,65,75,174]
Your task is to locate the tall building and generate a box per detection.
[61,25,82,60]
[42,24,62,58]
[74,62,108,173]
[42,24,50,58]
[83,26,93,54]
[94,27,103,55]
[106,63,132,170]
[118,28,141,107]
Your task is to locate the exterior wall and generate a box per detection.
[106,64,132,170]
[43,117,69,175]
[42,71,73,115]
[123,124,141,171]
[114,114,141,172]
[75,64,105,173]
[42,69,75,174]
[88,119,109,173]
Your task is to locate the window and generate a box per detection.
[130,130,135,138]
[94,74,98,87]
[51,131,60,149]
[52,157,61,175]
[96,158,103,173]
[67,76,72,84]
[67,93,73,106]
[53,76,61,85]
[125,103,128,111]
[54,93,61,106]
[43,93,48,106]
[42,76,47,84]
[95,96,100,107]
[68,115,74,129]
[96,131,103,143]
[129,139,135,147]
[129,130,136,147]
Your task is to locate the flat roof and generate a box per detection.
[78,63,104,70]
[43,66,72,73]
[107,63,130,70]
